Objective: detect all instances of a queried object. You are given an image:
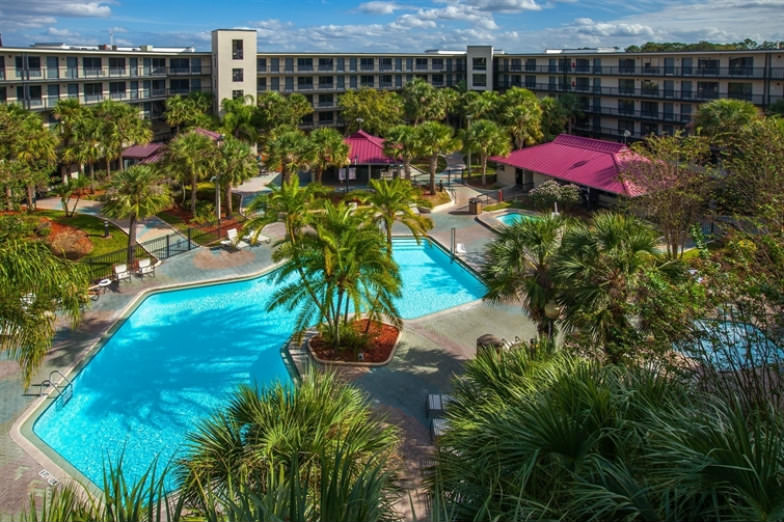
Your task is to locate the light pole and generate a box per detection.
[623,129,631,145]
[347,155,357,193]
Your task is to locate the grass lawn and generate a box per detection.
[34,210,127,257]
[420,191,451,207]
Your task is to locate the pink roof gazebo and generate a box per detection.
[491,134,646,197]
[344,130,395,165]
[121,143,165,165]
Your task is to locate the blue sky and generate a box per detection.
[1,0,783,52]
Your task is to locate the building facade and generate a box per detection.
[1,30,783,142]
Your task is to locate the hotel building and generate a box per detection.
[2,29,783,141]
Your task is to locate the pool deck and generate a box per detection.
[0,184,537,520]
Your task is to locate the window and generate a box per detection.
[642,61,659,74]
[337,57,345,71]
[618,58,635,73]
[593,58,602,73]
[47,84,59,105]
[285,58,294,72]
[618,119,635,135]
[472,73,486,87]
[350,57,357,72]
[510,58,521,71]
[190,58,201,74]
[728,82,752,101]
[270,58,279,72]
[662,124,674,135]
[271,77,280,91]
[729,57,753,76]
[548,58,557,73]
[0,87,5,103]
[297,57,313,71]
[318,93,332,107]
[395,58,402,71]
[414,58,428,70]
[170,79,189,94]
[618,79,635,95]
[350,75,358,89]
[129,80,138,99]
[47,56,59,79]
[406,58,413,71]
[380,57,393,70]
[525,58,537,72]
[641,80,658,96]
[618,99,635,115]
[232,89,244,99]
[232,68,244,82]
[129,57,138,76]
[110,81,126,99]
[257,77,267,91]
[472,57,486,71]
[67,84,79,99]
[319,76,333,88]
[16,86,24,102]
[641,122,658,136]
[432,58,443,70]
[575,77,589,91]
[395,74,402,88]
[360,75,374,87]
[681,58,693,75]
[360,58,374,71]
[337,76,345,89]
[697,58,719,75]
[302,113,314,126]
[641,101,658,117]
[109,57,126,76]
[84,83,103,102]
[319,111,334,123]
[318,57,333,71]
[257,57,267,71]
[151,58,165,74]
[66,56,78,78]
[663,102,674,121]
[232,39,243,59]
[697,81,719,99]
[681,103,692,120]
[83,57,102,76]
[664,80,674,98]
[593,78,601,93]
[28,85,42,106]
[548,76,556,89]
[285,77,294,91]
[525,75,536,89]
[664,57,675,75]
[169,57,188,74]
[151,79,165,95]
[575,58,589,73]
[191,78,201,92]
[297,76,313,90]
[681,81,692,99]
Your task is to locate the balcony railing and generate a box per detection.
[110,91,126,100]
[109,68,126,77]
[84,94,104,102]
[507,63,781,78]
[84,68,103,78]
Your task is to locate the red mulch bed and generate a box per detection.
[310,320,400,363]
[164,205,243,230]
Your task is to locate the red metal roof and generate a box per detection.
[490,134,645,197]
[344,130,394,165]
[194,127,222,141]
[121,143,165,164]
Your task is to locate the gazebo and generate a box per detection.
[339,130,398,185]
[121,143,165,168]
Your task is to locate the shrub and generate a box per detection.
[48,228,93,259]
[0,215,35,241]
[529,180,582,210]
[190,201,216,226]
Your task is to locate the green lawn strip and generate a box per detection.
[34,209,127,257]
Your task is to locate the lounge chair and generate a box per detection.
[426,393,454,418]
[113,264,131,283]
[455,243,467,255]
[431,417,449,442]
[136,258,155,278]
[221,228,249,250]
[243,229,271,246]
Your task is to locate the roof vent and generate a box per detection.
[570,160,588,169]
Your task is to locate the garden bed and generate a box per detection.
[308,320,401,366]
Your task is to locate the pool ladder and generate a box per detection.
[46,370,74,407]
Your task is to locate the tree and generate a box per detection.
[463,90,500,121]
[338,88,402,135]
[53,98,87,183]
[624,133,712,258]
[695,98,761,151]
[309,127,349,184]
[94,100,152,178]
[265,129,315,184]
[500,87,544,148]
[285,93,314,126]
[256,91,310,139]
[462,119,511,186]
[0,239,89,388]
[165,130,217,215]
[7,108,58,211]
[557,93,581,134]
[165,92,212,134]
[220,95,258,145]
[416,121,461,194]
[216,135,257,219]
[102,165,172,267]
[382,124,419,181]
[401,78,450,124]
[360,178,433,250]
[540,96,568,141]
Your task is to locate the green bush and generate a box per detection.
[190,201,217,226]
[529,180,581,210]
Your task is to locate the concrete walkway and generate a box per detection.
[0,189,534,520]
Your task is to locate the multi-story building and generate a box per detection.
[2,29,782,142]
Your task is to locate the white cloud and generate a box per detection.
[46,27,80,37]
[357,1,404,14]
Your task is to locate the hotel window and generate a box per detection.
[593,78,601,93]
[232,89,244,99]
[681,58,693,75]
[729,57,753,76]
[232,68,244,82]
[270,58,279,72]
[152,58,166,74]
[130,80,139,99]
[575,58,589,73]
[728,82,753,101]
[548,76,556,90]
[380,74,392,87]
[337,75,345,89]
[257,77,267,91]
[271,77,280,91]
[618,119,635,135]
[360,57,374,71]
[318,58,333,71]
[618,58,635,74]
[395,75,402,87]
[15,86,24,103]
[151,79,165,95]
[47,84,59,105]
[110,81,126,99]
[129,57,138,76]
[618,78,635,95]
[664,57,675,75]
[663,102,674,121]
[575,77,589,91]
[337,57,345,71]
[27,85,43,106]
[681,80,692,99]
[0,87,5,103]
[302,113,313,126]
[350,57,357,72]
[298,58,313,71]
[380,57,393,70]
[618,99,635,115]
[472,73,486,87]
[191,78,201,91]
[641,101,658,118]
[67,83,79,99]
[360,75,374,87]
[432,73,444,86]
[406,58,413,71]
[511,58,521,71]
[681,103,692,120]
[84,83,103,102]
[285,77,294,91]
[472,57,486,71]
[642,61,659,74]
[171,78,189,94]
[406,74,413,83]
[109,57,126,76]
[446,73,454,86]
[0,57,4,80]
[46,56,59,79]
[257,57,267,72]
[319,111,334,123]
[525,75,536,89]
[350,75,358,89]
[641,80,658,96]
[662,124,674,135]
[593,58,602,73]
[83,57,102,77]
[641,122,658,136]
[697,81,719,99]
[664,80,674,98]
[232,39,243,59]
[297,76,313,90]
[319,76,333,88]
[66,56,78,78]
[285,58,294,72]
[432,58,443,70]
[395,58,402,71]
[525,58,537,72]
[415,58,428,70]
[697,58,719,75]
[318,93,332,107]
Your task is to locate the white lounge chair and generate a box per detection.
[221,228,249,250]
[455,243,467,255]
[136,258,155,278]
[243,229,271,246]
[431,417,449,442]
[426,393,454,418]
[113,264,131,283]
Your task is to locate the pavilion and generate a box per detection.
[335,130,399,185]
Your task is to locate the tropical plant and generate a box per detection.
[528,180,582,211]
[221,95,258,145]
[382,124,419,180]
[461,119,510,186]
[557,93,581,135]
[338,88,403,135]
[53,176,89,218]
[482,215,564,337]
[309,127,349,184]
[695,98,761,151]
[401,78,452,124]
[463,90,500,122]
[265,129,315,184]
[94,99,152,178]
[256,91,313,139]
[500,87,544,148]
[164,129,217,215]
[215,135,257,219]
[360,178,433,250]
[0,240,90,388]
[102,165,172,267]
[53,98,88,183]
[165,92,213,134]
[539,96,568,141]
[416,122,461,194]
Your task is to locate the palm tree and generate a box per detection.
[557,93,581,135]
[695,98,761,151]
[462,119,511,186]
[0,239,89,388]
[165,93,212,135]
[266,129,315,184]
[309,127,349,184]
[221,95,258,145]
[16,112,58,211]
[102,165,172,267]
[383,124,419,180]
[165,130,216,216]
[216,135,257,219]
[286,92,315,126]
[501,87,544,148]
[464,89,500,122]
[416,121,460,194]
[360,178,433,250]
[482,215,564,337]
[53,98,86,182]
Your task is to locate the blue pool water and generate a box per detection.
[680,320,783,371]
[34,238,485,487]
[496,212,540,226]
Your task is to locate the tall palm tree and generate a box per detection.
[382,124,419,180]
[501,87,544,148]
[102,165,172,267]
[482,215,564,337]
[216,135,257,219]
[464,89,501,121]
[53,98,86,182]
[694,98,761,151]
[462,119,511,186]
[165,130,216,216]
[309,127,349,184]
[416,121,461,194]
[360,178,433,250]
[266,129,315,184]
[16,111,58,211]
[221,95,258,145]
[285,92,315,126]
[557,93,581,135]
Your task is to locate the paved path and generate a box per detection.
[0,188,535,520]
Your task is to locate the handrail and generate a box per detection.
[48,370,74,405]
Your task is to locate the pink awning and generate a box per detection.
[344,130,394,165]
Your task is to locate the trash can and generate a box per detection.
[469,197,483,215]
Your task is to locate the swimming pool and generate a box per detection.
[680,320,783,371]
[496,212,540,227]
[33,238,485,487]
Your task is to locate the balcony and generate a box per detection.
[168,67,191,75]
[84,94,104,103]
[84,68,103,78]
[109,68,126,77]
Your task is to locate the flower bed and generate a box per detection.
[309,320,401,365]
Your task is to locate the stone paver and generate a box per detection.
[0,187,535,521]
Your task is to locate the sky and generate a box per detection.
[1,0,783,53]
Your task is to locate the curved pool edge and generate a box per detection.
[476,209,543,233]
